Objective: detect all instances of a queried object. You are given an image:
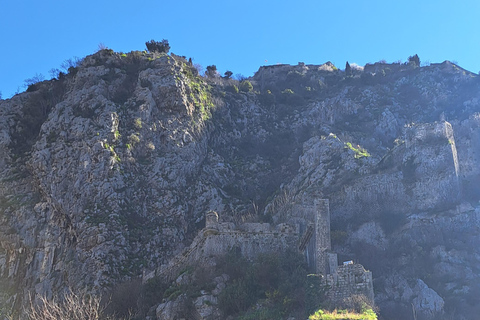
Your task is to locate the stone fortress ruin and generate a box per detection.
[149,199,374,307]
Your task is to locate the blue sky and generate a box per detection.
[1,0,479,98]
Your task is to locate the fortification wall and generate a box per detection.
[192,224,299,262]
[151,206,375,310]
[325,264,374,305]
[152,220,299,283]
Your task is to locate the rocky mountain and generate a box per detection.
[1,48,480,319]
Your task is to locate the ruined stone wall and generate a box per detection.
[192,222,299,262]
[152,220,299,283]
[288,202,333,274]
[315,199,331,275]
[325,264,374,306]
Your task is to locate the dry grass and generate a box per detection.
[26,290,117,320]
[309,308,378,320]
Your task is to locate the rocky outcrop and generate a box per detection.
[1,50,480,319]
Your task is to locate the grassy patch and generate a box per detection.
[344,142,371,159]
[309,308,377,320]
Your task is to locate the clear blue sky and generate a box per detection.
[1,0,479,98]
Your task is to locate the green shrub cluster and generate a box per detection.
[217,248,325,319]
[239,80,253,92]
[344,142,371,159]
[145,39,170,53]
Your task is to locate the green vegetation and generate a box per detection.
[239,80,253,92]
[344,142,371,159]
[185,73,214,121]
[217,248,325,319]
[9,77,67,156]
[281,88,295,94]
[134,118,142,129]
[309,308,377,320]
[134,249,326,319]
[128,133,140,146]
[206,65,218,78]
[224,70,233,79]
[145,39,170,53]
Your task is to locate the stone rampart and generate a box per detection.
[151,206,375,310]
[194,220,299,261]
[152,218,299,283]
[325,263,374,305]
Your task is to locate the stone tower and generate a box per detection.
[315,199,332,275]
[205,211,219,231]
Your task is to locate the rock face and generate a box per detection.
[1,51,480,319]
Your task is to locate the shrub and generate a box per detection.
[344,142,370,159]
[128,133,140,146]
[134,118,142,129]
[24,73,45,92]
[145,39,170,53]
[218,249,313,318]
[26,290,115,320]
[206,65,218,78]
[239,80,253,92]
[10,79,67,156]
[60,57,83,74]
[235,74,247,81]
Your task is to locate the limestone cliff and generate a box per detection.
[1,50,480,319]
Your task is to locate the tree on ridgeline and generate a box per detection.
[206,65,218,78]
[145,39,170,53]
[345,61,352,76]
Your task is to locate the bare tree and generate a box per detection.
[60,57,83,73]
[24,73,45,89]
[97,43,108,51]
[234,74,247,81]
[26,290,118,320]
[194,63,204,75]
[49,68,61,79]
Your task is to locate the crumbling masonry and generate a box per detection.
[149,199,374,307]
